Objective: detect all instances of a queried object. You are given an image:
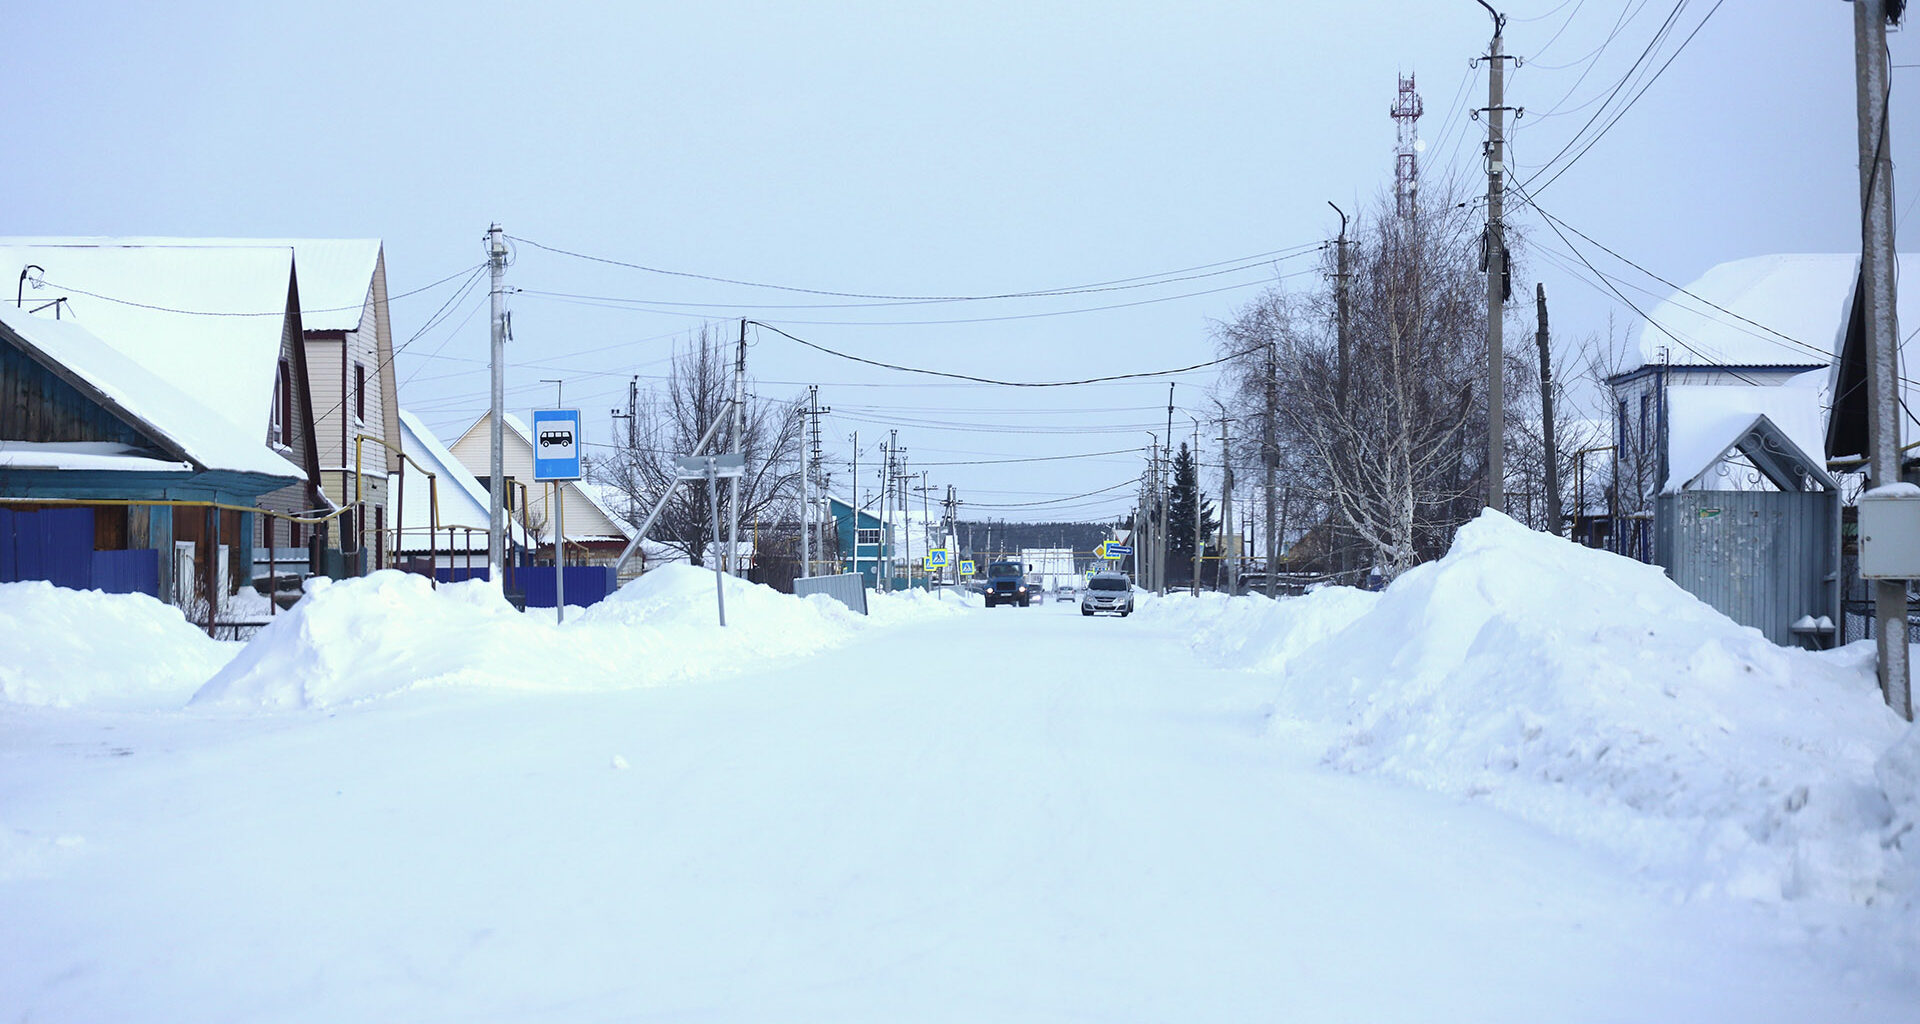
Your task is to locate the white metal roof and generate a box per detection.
[0,243,298,446]
[0,236,380,332]
[393,409,529,550]
[1632,253,1920,370]
[0,306,306,479]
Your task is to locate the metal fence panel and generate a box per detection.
[795,573,868,615]
[1657,490,1836,647]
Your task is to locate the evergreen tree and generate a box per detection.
[1166,443,1218,585]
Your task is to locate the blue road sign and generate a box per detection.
[532,409,583,481]
[1103,544,1133,558]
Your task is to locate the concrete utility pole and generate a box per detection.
[1216,409,1234,592]
[1536,284,1563,537]
[1264,340,1279,599]
[1161,384,1175,596]
[1191,418,1203,596]
[1478,2,1515,513]
[799,399,811,581]
[1330,202,1352,414]
[1855,0,1913,721]
[849,431,859,581]
[486,224,508,576]
[728,320,747,576]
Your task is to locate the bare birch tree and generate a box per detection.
[591,324,803,566]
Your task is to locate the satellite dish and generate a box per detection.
[1414,138,1427,153]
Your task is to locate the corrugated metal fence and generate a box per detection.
[1656,490,1836,647]
[794,573,868,615]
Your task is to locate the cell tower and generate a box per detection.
[1390,73,1424,219]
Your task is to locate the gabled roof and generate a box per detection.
[1631,254,1920,370]
[394,409,529,550]
[0,243,299,443]
[449,411,634,543]
[0,237,380,332]
[0,306,305,479]
[1665,384,1833,493]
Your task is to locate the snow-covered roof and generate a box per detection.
[0,305,306,479]
[393,409,529,550]
[0,243,297,445]
[1664,384,1829,493]
[1632,253,1920,370]
[0,441,188,473]
[0,237,380,332]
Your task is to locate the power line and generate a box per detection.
[35,262,487,318]
[507,233,1321,303]
[747,320,1266,388]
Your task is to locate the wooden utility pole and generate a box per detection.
[1330,202,1352,414]
[1536,283,1562,536]
[1855,0,1913,721]
[1192,418,1203,596]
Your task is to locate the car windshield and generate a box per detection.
[988,562,1022,577]
[1089,577,1129,592]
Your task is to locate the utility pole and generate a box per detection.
[1263,340,1279,599]
[1191,418,1203,596]
[1478,2,1515,512]
[1161,383,1174,596]
[1536,283,1563,537]
[1330,203,1352,413]
[1855,0,1913,721]
[729,321,750,576]
[849,431,859,583]
[1216,411,1234,593]
[486,224,508,576]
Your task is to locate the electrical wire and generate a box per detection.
[508,234,1321,303]
[747,320,1266,388]
[34,262,486,318]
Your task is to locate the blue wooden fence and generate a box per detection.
[0,507,158,596]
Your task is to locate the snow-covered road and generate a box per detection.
[3,591,1912,1022]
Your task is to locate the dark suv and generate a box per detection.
[983,561,1031,608]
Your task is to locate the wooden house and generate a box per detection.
[2,237,402,569]
[0,251,319,621]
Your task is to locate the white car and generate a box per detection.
[1080,573,1134,616]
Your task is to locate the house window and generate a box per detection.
[354,362,367,423]
[1616,399,1628,451]
[856,528,882,547]
[272,358,290,446]
[1638,394,1651,454]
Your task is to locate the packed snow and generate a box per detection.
[2,512,1916,1020]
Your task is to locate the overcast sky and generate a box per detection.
[4,1,1908,524]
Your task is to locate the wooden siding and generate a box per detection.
[307,338,346,470]
[0,337,153,450]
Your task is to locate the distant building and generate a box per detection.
[445,411,635,567]
[826,495,890,586]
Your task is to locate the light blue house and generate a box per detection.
[826,495,891,586]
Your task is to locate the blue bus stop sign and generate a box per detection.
[532,409,582,481]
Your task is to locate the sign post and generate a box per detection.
[532,409,582,622]
[676,453,747,625]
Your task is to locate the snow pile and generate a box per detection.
[192,565,911,710]
[0,581,239,710]
[1136,586,1377,673]
[1157,512,1915,913]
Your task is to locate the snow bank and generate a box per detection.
[191,566,937,710]
[0,581,239,710]
[1154,512,1915,918]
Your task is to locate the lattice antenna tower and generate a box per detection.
[1390,72,1424,219]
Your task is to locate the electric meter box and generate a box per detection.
[1857,489,1920,578]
